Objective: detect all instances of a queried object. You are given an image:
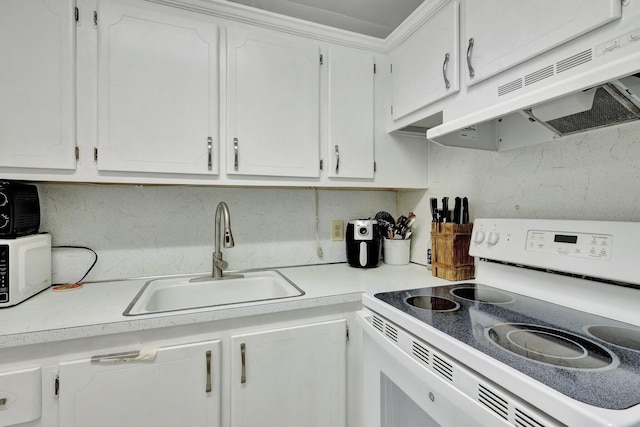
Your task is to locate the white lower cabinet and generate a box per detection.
[230,319,347,427]
[0,367,41,427]
[57,340,221,427]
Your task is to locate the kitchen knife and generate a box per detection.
[453,197,462,224]
[442,197,449,223]
[462,197,469,224]
[430,198,438,222]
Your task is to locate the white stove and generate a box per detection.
[359,218,640,427]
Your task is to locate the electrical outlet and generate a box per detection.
[331,220,344,241]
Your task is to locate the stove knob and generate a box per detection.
[0,192,7,207]
[473,230,485,244]
[487,231,500,246]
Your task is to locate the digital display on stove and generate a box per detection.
[554,234,578,244]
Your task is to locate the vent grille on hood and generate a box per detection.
[523,80,640,136]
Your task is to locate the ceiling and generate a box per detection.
[227,0,424,38]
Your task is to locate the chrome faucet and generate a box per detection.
[212,201,235,279]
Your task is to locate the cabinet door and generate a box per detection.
[0,0,76,170]
[391,0,459,120]
[58,340,221,427]
[327,46,375,180]
[464,0,621,85]
[227,28,320,178]
[230,320,346,427]
[97,0,219,175]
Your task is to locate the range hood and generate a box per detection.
[523,75,640,136]
[421,1,640,151]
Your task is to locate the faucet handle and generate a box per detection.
[214,258,229,271]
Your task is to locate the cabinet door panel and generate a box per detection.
[58,340,221,427]
[97,0,219,174]
[328,46,374,179]
[0,0,76,170]
[227,28,320,178]
[464,0,621,85]
[230,320,346,427]
[391,0,459,120]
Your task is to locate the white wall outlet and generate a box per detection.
[331,220,344,241]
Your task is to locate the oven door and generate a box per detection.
[357,310,511,427]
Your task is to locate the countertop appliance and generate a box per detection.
[358,218,640,427]
[346,219,381,268]
[0,181,40,238]
[0,233,51,307]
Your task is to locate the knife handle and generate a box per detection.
[442,197,449,223]
[453,197,462,224]
[462,197,469,224]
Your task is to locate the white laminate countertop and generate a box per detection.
[0,263,448,348]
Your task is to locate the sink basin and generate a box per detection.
[124,270,304,316]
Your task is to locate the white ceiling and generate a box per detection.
[227,0,425,38]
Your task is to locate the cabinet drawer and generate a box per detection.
[0,367,41,427]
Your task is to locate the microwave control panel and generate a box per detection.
[0,245,8,302]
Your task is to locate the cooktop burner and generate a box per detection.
[374,283,640,410]
[450,285,514,304]
[487,323,618,370]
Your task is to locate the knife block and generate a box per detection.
[431,223,475,281]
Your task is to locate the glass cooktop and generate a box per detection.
[374,283,640,410]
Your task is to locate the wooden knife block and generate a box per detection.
[431,223,475,281]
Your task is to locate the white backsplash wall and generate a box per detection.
[400,121,640,265]
[38,184,396,284]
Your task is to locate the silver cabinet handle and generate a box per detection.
[233,138,239,171]
[207,137,213,171]
[240,343,246,384]
[90,350,141,364]
[334,145,340,173]
[466,38,475,79]
[442,53,450,90]
[205,350,212,393]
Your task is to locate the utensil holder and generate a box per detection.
[431,223,475,281]
[383,239,411,265]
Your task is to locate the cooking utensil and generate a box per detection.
[375,211,395,238]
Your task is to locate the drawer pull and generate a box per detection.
[240,343,246,384]
[206,350,212,393]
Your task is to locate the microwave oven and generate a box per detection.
[0,233,51,307]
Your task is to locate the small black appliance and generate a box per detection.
[0,181,41,238]
[346,219,381,268]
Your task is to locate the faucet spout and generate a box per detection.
[213,202,235,278]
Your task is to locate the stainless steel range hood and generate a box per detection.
[523,75,640,136]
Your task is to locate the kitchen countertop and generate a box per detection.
[0,262,447,348]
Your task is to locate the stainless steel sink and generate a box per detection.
[124,270,304,316]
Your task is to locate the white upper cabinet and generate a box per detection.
[0,0,76,170]
[327,46,375,180]
[390,0,459,120]
[226,27,321,178]
[463,0,621,86]
[96,0,220,175]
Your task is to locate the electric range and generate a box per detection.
[362,219,640,427]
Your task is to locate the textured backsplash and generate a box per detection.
[400,120,640,266]
[38,184,396,284]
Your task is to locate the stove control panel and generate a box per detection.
[525,230,612,260]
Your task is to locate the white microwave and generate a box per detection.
[0,233,51,307]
